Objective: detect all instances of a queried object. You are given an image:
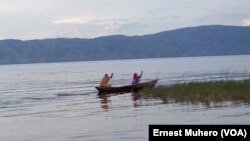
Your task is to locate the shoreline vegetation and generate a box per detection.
[141,79,250,104]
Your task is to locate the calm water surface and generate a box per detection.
[0,55,250,141]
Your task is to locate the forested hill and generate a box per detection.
[0,25,250,65]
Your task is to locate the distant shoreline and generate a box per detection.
[1,54,250,66]
[1,25,250,65]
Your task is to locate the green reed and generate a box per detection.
[141,79,250,104]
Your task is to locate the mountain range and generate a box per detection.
[0,25,250,65]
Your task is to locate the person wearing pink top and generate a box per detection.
[132,71,143,85]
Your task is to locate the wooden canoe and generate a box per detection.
[96,79,159,94]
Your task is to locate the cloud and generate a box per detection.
[242,19,250,26]
[91,18,129,30]
[161,16,180,20]
[52,16,130,31]
[52,15,92,24]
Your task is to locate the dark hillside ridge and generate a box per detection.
[0,25,250,64]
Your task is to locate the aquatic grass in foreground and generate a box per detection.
[141,79,250,104]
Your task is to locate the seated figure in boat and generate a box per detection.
[132,71,143,85]
[100,73,113,87]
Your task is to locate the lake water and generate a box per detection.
[0,55,250,141]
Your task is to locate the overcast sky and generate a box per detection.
[0,0,250,40]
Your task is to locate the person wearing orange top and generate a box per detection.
[100,73,113,87]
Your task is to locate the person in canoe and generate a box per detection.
[100,73,113,87]
[132,71,143,85]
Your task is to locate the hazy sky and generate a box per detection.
[0,0,250,40]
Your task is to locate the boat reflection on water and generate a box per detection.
[98,92,142,111]
[97,79,158,111]
[96,79,158,93]
[98,94,111,111]
[131,92,141,108]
